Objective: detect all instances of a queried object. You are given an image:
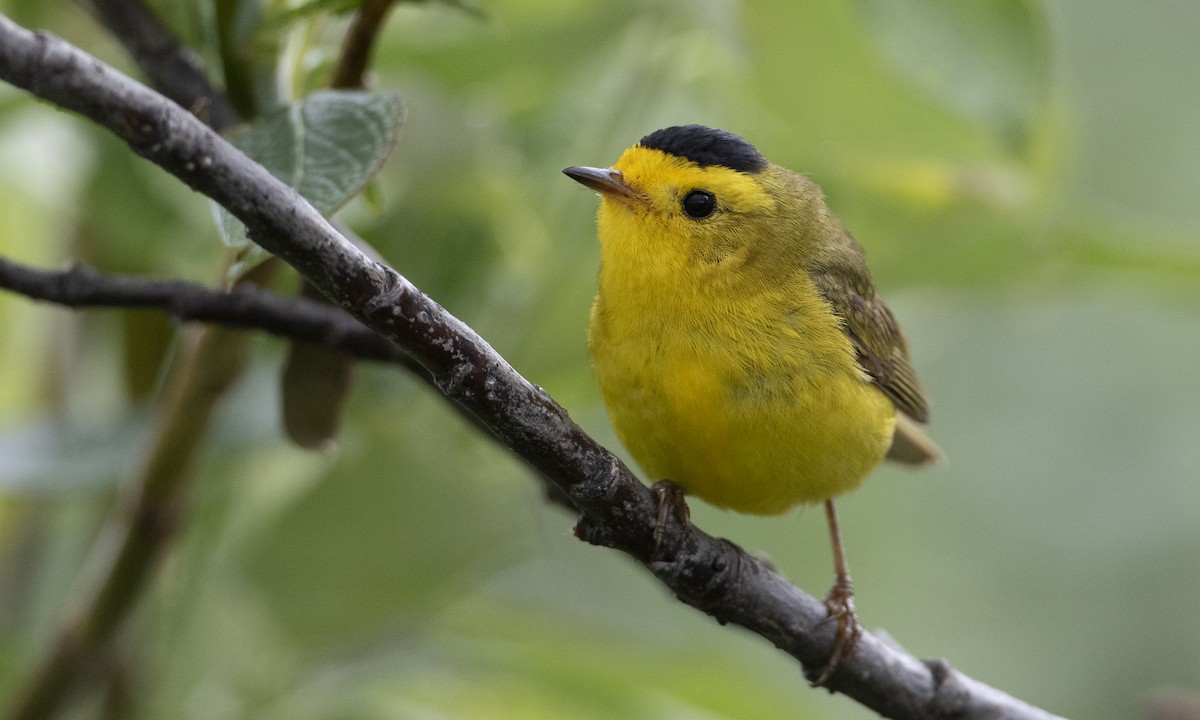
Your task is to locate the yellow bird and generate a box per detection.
[564,125,941,679]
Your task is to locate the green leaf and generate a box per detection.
[856,0,1050,152]
[214,90,405,280]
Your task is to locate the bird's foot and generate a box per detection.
[650,479,690,561]
[813,576,861,686]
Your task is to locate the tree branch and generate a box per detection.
[0,257,413,366]
[0,14,1063,720]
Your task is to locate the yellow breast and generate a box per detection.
[589,207,895,515]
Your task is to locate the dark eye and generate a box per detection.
[682,190,717,219]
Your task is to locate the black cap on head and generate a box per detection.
[637,125,767,173]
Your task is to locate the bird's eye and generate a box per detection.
[681,190,717,219]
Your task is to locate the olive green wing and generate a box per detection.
[809,253,931,425]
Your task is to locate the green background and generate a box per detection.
[1,1,1199,718]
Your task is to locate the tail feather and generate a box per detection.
[887,412,944,467]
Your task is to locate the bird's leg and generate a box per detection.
[650,479,690,561]
[814,498,860,685]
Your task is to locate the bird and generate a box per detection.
[563,124,942,681]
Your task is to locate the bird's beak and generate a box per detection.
[563,166,638,200]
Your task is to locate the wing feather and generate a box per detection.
[809,235,931,424]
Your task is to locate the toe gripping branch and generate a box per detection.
[572,477,748,620]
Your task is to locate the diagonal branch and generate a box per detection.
[0,14,1063,720]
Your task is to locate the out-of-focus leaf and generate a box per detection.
[280,341,354,450]
[1057,227,1200,293]
[855,158,1029,210]
[239,389,530,650]
[213,90,405,280]
[280,282,355,451]
[856,0,1050,152]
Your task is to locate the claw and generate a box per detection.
[813,575,861,685]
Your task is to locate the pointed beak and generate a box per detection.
[563,166,638,200]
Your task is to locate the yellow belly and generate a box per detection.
[589,284,895,516]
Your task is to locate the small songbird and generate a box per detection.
[564,125,941,681]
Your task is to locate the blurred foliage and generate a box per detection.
[857,0,1050,152]
[1,1,1200,719]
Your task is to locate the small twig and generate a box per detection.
[0,258,412,366]
[329,0,395,90]
[0,15,1064,720]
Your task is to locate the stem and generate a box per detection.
[329,0,395,90]
[214,0,257,119]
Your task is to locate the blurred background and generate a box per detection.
[1,0,1199,718]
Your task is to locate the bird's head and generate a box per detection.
[565,125,827,280]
